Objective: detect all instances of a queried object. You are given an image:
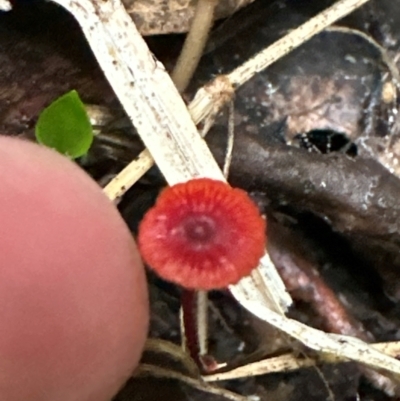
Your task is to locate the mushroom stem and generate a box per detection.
[181,290,209,359]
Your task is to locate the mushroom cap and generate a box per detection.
[0,136,148,401]
[138,178,266,290]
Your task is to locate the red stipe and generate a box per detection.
[181,290,202,367]
[181,290,222,372]
[138,178,266,290]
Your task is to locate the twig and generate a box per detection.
[171,0,219,93]
[229,0,370,87]
[102,149,153,202]
[223,101,235,177]
[144,338,200,378]
[204,342,400,382]
[136,364,249,401]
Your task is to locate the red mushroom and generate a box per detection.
[0,136,148,401]
[138,178,266,290]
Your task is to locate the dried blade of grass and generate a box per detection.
[231,253,290,316]
[171,0,219,92]
[228,0,372,87]
[204,342,400,381]
[103,149,154,201]
[144,338,201,378]
[136,364,249,401]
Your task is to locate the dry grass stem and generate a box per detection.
[144,338,201,378]
[171,0,219,92]
[228,0,372,87]
[103,149,154,202]
[232,252,291,316]
[204,342,400,381]
[223,101,235,177]
[136,364,250,401]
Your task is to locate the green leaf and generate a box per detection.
[35,90,93,159]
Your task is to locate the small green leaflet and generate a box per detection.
[35,90,93,159]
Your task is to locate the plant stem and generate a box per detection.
[172,0,219,93]
[181,290,209,369]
